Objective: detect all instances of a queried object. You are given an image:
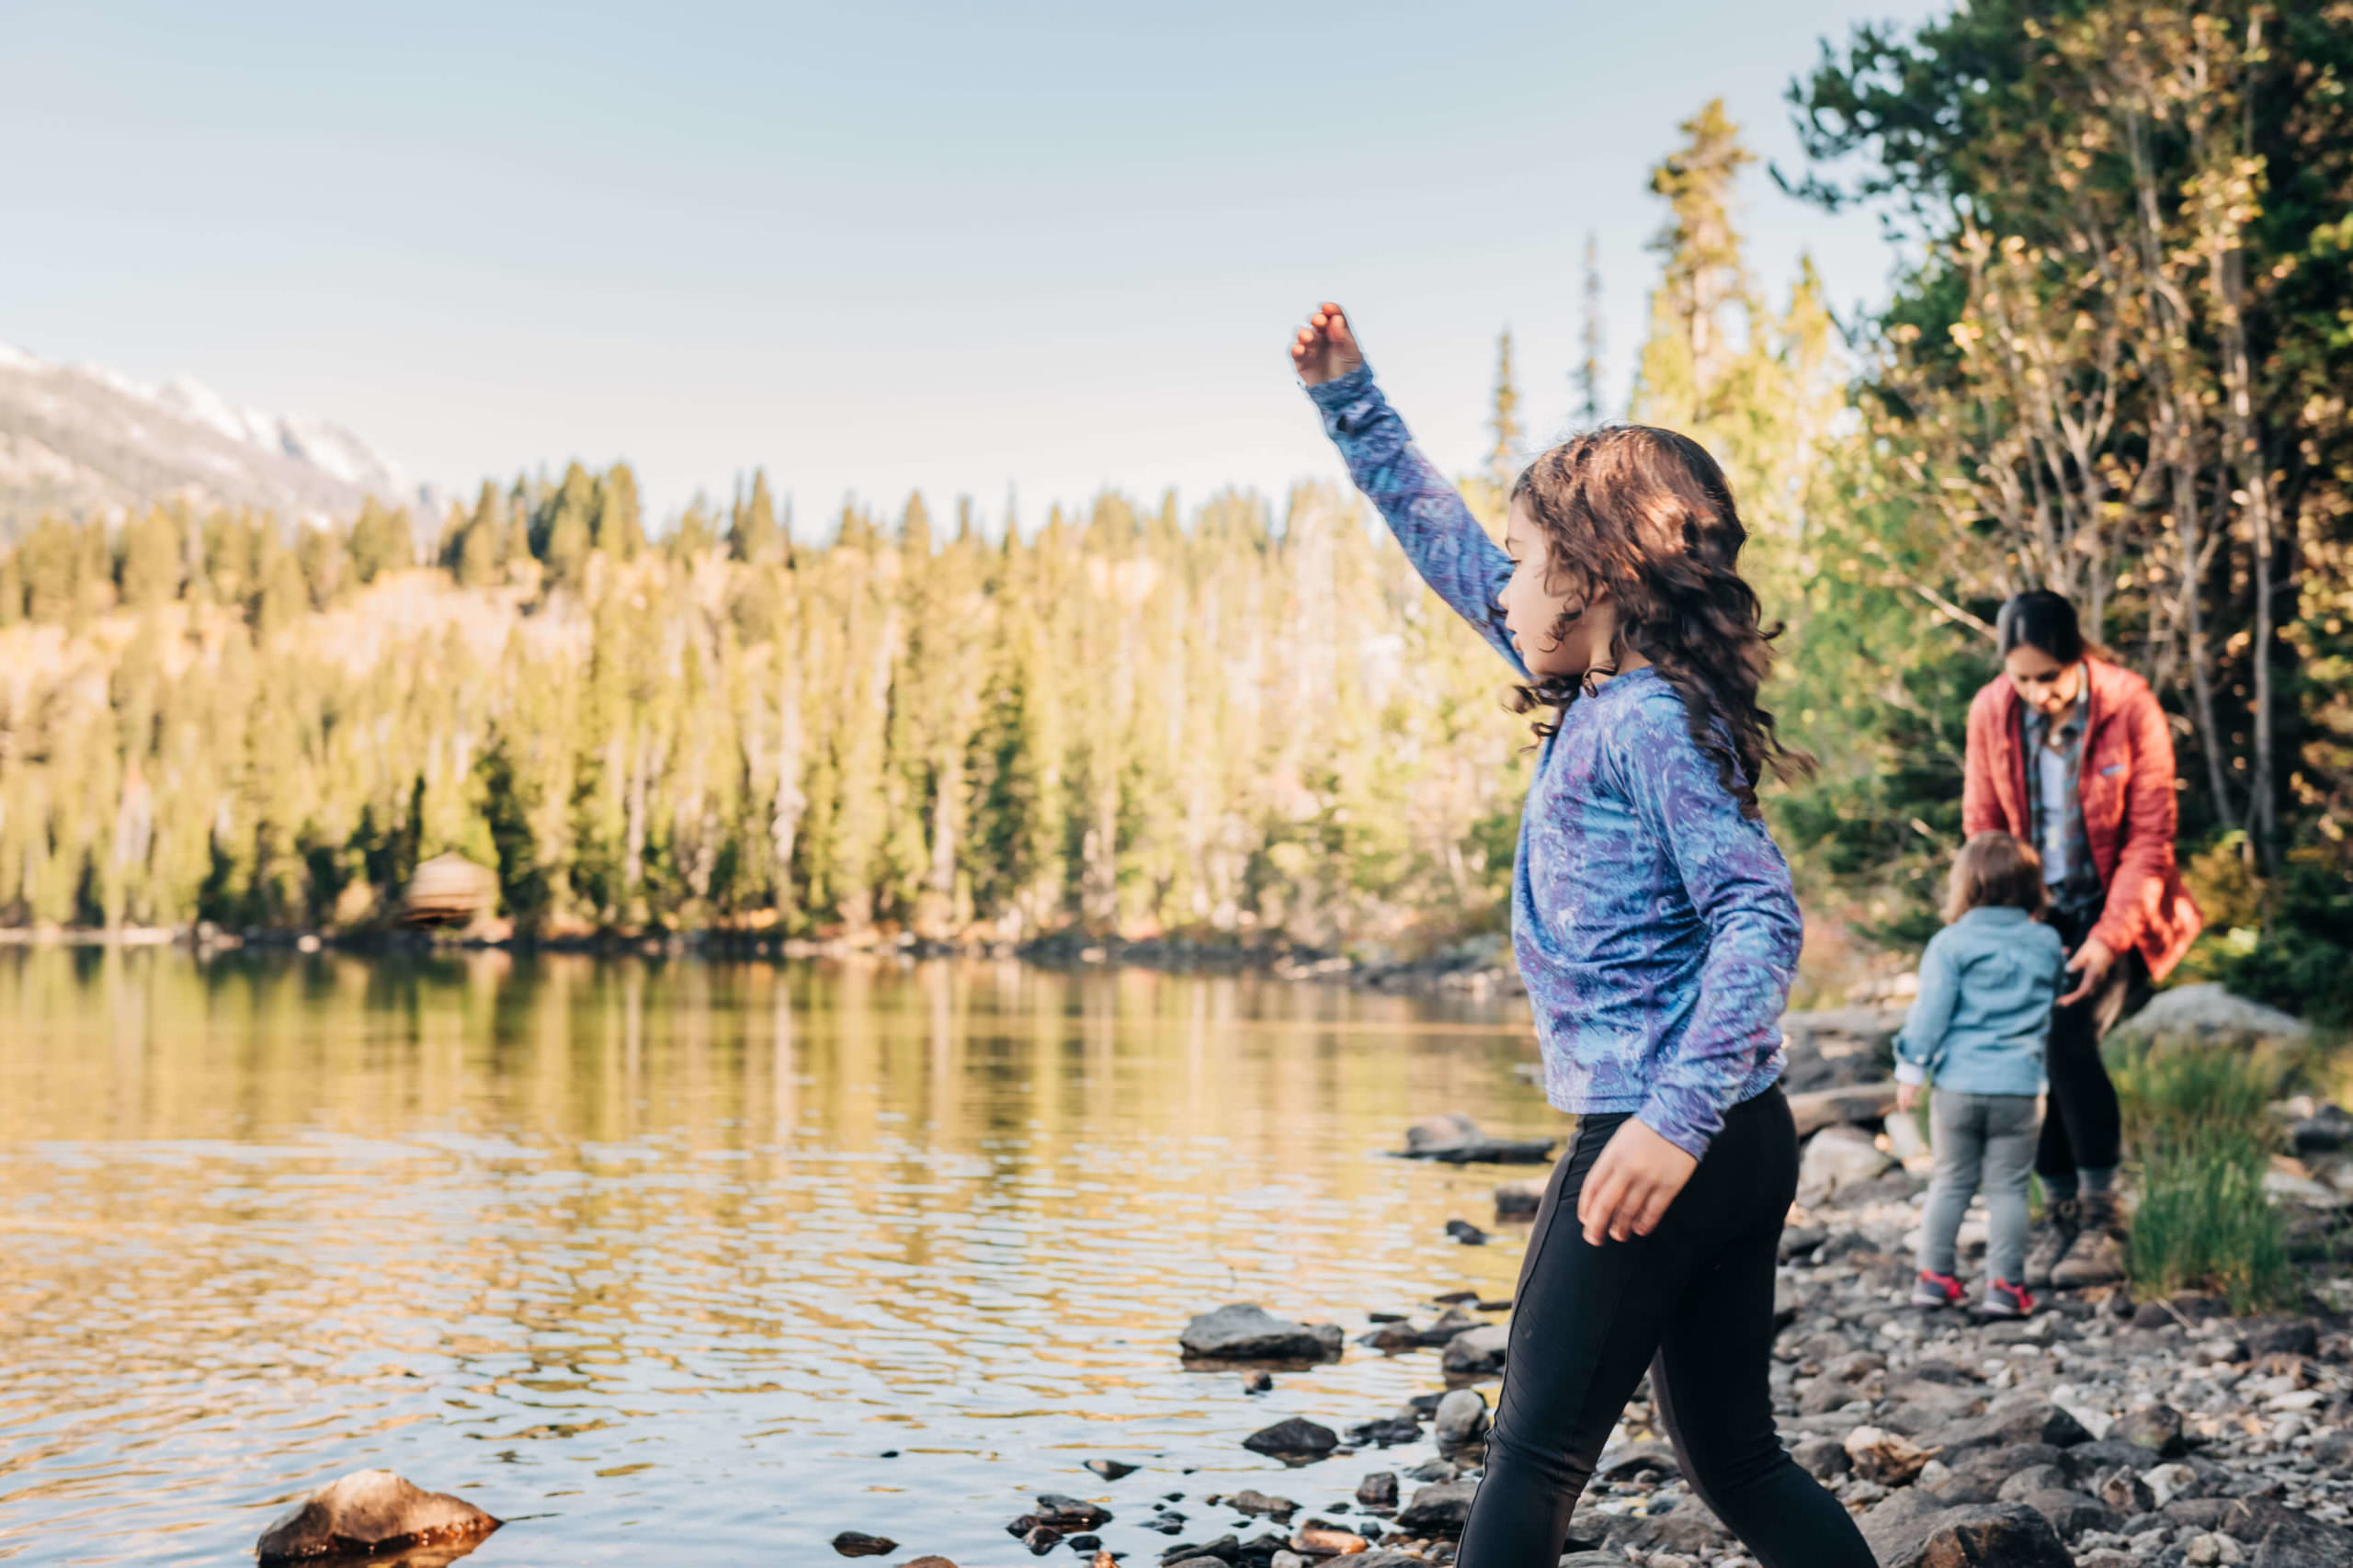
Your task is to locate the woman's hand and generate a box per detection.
[1896,1081,1920,1114]
[2059,937,2116,1006]
[1577,1119,1700,1244]
[1290,301,1365,387]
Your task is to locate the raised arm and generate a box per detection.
[1291,305,1524,675]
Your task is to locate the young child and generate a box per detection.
[1292,305,1875,1568]
[1895,832,2065,1319]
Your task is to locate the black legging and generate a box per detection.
[2034,906,2147,1185]
[1457,1085,1873,1568]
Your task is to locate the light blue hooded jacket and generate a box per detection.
[1893,906,2065,1097]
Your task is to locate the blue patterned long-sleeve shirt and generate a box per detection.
[1307,364,1797,1160]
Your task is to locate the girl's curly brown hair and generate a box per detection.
[1506,425,1812,818]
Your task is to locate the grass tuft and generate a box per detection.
[2107,1039,2300,1312]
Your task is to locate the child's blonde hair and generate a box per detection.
[1942,832,2047,925]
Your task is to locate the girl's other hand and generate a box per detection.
[1896,1081,1920,1113]
[1577,1119,1700,1245]
[1290,302,1365,387]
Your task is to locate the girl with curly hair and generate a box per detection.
[1291,304,1872,1568]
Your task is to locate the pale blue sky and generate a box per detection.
[5,1,1940,528]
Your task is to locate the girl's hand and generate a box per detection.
[1577,1119,1700,1244]
[1896,1081,1920,1113]
[1290,301,1365,387]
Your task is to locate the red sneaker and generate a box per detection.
[1910,1269,1966,1309]
[1983,1278,2036,1319]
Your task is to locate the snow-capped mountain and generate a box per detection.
[0,343,423,537]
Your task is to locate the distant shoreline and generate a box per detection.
[0,922,1531,997]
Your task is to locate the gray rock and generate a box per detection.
[256,1470,500,1564]
[1493,1177,1544,1216]
[1911,1502,2074,1568]
[1404,1112,1484,1153]
[2014,1488,2122,1541]
[1226,1488,1295,1517]
[1796,1124,1895,1206]
[1606,1506,1732,1557]
[2062,1438,2165,1479]
[1397,1112,1554,1164]
[2290,1104,2353,1155]
[1433,1387,1489,1449]
[2110,983,2309,1045]
[1440,1323,1509,1376]
[831,1531,897,1557]
[1787,1081,1903,1137]
[1403,1457,1457,1483]
[1241,1416,1336,1460]
[1415,1303,1483,1345]
[1996,1464,2075,1502]
[2245,1319,2320,1358]
[1595,1438,1678,1480]
[1857,1487,1959,1567]
[1394,1478,1478,1534]
[1086,1458,1139,1481]
[1935,1396,2093,1457]
[2093,1467,2157,1516]
[1179,1303,1341,1362]
[1034,1494,1110,1529]
[1353,1471,1397,1508]
[1790,1435,1849,1479]
[2117,1402,2188,1457]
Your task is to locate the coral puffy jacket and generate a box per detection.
[1961,657,2203,980]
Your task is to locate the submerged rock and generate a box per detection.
[1178,1302,1342,1362]
[1396,1112,1554,1165]
[255,1470,499,1564]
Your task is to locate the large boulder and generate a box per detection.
[1178,1303,1342,1362]
[2111,983,2310,1045]
[256,1471,499,1564]
[1796,1124,1895,1207]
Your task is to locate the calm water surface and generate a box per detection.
[0,951,1558,1565]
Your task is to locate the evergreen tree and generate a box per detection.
[1486,330,1523,489]
[1577,232,1606,426]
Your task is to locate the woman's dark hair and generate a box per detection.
[1996,589,2085,665]
[1942,832,2047,925]
[1506,425,1811,819]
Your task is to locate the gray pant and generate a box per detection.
[1918,1090,2042,1286]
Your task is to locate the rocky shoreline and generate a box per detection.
[252,997,2344,1568]
[802,1010,2351,1568]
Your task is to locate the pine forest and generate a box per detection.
[3,4,2350,1022]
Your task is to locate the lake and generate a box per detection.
[0,949,1555,1566]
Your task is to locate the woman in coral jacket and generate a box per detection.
[1962,590,2203,1289]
